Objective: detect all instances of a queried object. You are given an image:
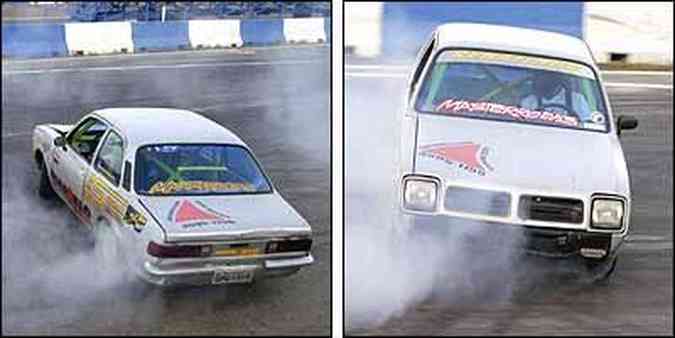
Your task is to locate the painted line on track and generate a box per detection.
[346,72,407,78]
[2,60,324,75]
[604,82,673,89]
[1,132,32,139]
[2,44,329,65]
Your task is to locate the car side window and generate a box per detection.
[409,37,436,101]
[66,117,108,163]
[94,130,124,186]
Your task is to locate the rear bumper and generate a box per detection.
[407,214,625,260]
[138,253,314,287]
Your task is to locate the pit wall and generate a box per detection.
[2,17,331,58]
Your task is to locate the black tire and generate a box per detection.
[37,159,56,199]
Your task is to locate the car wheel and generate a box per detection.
[37,159,56,199]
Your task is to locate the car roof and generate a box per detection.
[434,23,596,66]
[90,108,246,147]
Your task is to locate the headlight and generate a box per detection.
[591,198,624,229]
[403,178,438,212]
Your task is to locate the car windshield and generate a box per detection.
[135,144,272,195]
[415,50,608,132]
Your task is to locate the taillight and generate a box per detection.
[146,241,211,258]
[265,238,312,253]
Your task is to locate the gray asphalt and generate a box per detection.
[345,60,672,335]
[1,46,330,335]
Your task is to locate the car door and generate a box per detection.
[50,116,109,223]
[85,129,128,226]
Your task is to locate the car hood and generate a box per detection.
[414,114,630,198]
[139,192,311,243]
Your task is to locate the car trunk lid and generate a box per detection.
[140,192,311,243]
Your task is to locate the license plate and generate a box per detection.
[213,247,259,257]
[211,268,254,285]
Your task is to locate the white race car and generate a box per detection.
[397,23,638,281]
[33,108,313,286]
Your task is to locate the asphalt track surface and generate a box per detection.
[1,46,330,335]
[345,59,672,335]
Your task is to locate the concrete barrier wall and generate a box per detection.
[188,19,243,49]
[345,2,673,65]
[1,23,67,58]
[284,18,327,43]
[382,2,583,59]
[2,18,329,59]
[241,19,284,45]
[133,21,190,52]
[584,2,673,64]
[65,22,134,55]
[345,3,382,57]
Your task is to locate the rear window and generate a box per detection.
[134,144,272,196]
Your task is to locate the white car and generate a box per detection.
[397,23,638,281]
[33,108,313,286]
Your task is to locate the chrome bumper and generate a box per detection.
[139,254,314,287]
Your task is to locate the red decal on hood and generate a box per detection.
[419,142,493,176]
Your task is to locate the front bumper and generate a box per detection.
[138,253,314,287]
[407,214,625,260]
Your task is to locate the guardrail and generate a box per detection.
[2,17,331,58]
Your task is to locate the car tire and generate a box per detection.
[37,159,56,199]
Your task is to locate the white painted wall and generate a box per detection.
[344,2,383,57]
[584,2,673,64]
[283,18,327,43]
[188,20,243,49]
[64,22,134,55]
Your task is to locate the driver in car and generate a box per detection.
[520,72,592,121]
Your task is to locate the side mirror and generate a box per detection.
[54,136,66,148]
[617,115,638,136]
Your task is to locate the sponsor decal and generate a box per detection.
[168,200,235,229]
[123,205,147,233]
[435,98,579,128]
[83,174,127,225]
[590,111,606,124]
[149,180,255,195]
[50,171,91,222]
[419,142,493,176]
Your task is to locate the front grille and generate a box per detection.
[444,186,511,217]
[519,195,584,224]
